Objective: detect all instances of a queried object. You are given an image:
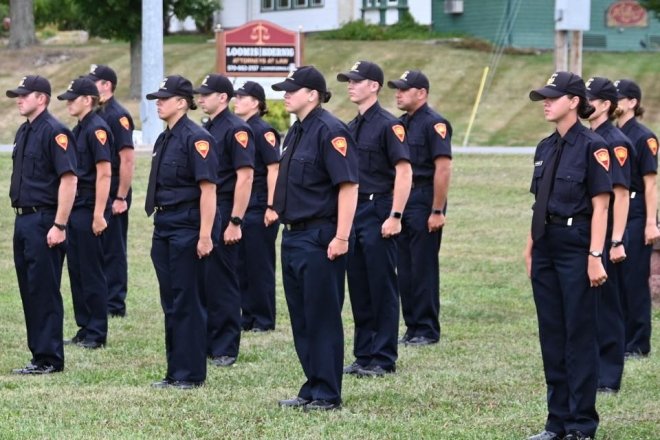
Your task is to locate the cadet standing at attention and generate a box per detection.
[87,64,135,319]
[195,74,255,367]
[387,70,452,347]
[337,60,412,377]
[584,76,632,393]
[8,75,77,375]
[145,75,218,389]
[614,79,660,359]
[524,71,611,440]
[233,81,281,333]
[58,77,112,350]
[272,66,358,411]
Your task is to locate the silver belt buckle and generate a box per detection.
[567,217,573,226]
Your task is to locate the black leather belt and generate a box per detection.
[283,218,334,231]
[358,192,390,202]
[154,201,199,212]
[14,206,55,216]
[546,214,591,226]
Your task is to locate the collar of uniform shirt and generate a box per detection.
[299,106,323,129]
[560,121,582,146]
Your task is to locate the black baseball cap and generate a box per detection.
[87,64,117,85]
[235,81,266,103]
[614,79,642,101]
[337,61,384,86]
[272,66,327,94]
[387,70,429,90]
[193,74,234,97]
[529,71,586,101]
[585,76,618,104]
[146,75,194,100]
[6,75,51,97]
[57,77,100,100]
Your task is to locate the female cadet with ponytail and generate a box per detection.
[271,66,359,411]
[524,72,612,440]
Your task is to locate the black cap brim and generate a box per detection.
[6,88,33,98]
[57,91,81,101]
[193,85,221,95]
[272,80,303,92]
[337,72,366,83]
[529,87,566,101]
[146,90,180,100]
[387,79,410,90]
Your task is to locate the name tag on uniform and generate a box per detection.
[534,161,543,167]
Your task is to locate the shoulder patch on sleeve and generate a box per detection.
[55,133,69,150]
[392,124,405,143]
[119,116,130,131]
[613,146,628,166]
[434,122,447,139]
[264,131,277,147]
[235,130,249,148]
[647,138,658,156]
[195,140,210,158]
[95,129,108,146]
[594,148,610,171]
[331,136,348,157]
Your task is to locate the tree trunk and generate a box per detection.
[8,0,37,49]
[129,36,142,100]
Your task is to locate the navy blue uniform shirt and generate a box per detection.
[96,97,134,186]
[275,107,359,224]
[154,115,218,206]
[11,110,77,207]
[73,112,113,191]
[204,107,255,197]
[619,118,658,192]
[594,121,632,190]
[349,101,410,194]
[246,114,280,195]
[531,121,612,217]
[400,103,452,182]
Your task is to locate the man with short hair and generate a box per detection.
[7,75,77,374]
[87,64,135,318]
[387,70,452,347]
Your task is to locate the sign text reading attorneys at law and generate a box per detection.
[216,20,303,76]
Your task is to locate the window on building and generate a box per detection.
[310,0,323,6]
[293,0,308,7]
[277,0,291,8]
[261,0,323,10]
[262,0,274,10]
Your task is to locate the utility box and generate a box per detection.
[555,0,591,31]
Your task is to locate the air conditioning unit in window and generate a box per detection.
[444,0,464,14]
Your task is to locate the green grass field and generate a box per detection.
[0,153,658,439]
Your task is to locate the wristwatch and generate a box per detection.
[53,222,66,231]
[115,195,127,202]
[432,209,444,215]
[230,216,243,226]
[390,211,402,219]
[611,240,623,248]
[588,250,603,258]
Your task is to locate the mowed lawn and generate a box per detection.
[0,152,658,439]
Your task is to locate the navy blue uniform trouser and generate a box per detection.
[239,192,279,331]
[67,205,109,344]
[597,235,625,390]
[103,189,131,315]
[282,224,346,404]
[620,196,652,355]
[206,199,241,358]
[151,208,208,383]
[532,223,599,437]
[397,185,442,341]
[346,196,399,368]
[13,210,66,369]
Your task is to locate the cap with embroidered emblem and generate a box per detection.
[585,77,618,104]
[235,81,266,103]
[529,71,586,101]
[6,75,51,97]
[614,79,641,101]
[87,64,117,85]
[272,66,327,94]
[337,61,384,86]
[57,77,100,100]
[387,70,429,91]
[193,74,234,97]
[146,75,194,100]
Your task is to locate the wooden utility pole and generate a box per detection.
[554,0,590,76]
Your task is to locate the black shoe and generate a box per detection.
[563,431,593,440]
[597,386,619,394]
[251,327,271,333]
[278,396,310,408]
[356,365,396,378]
[343,361,365,375]
[624,350,649,360]
[151,378,203,389]
[210,355,236,367]
[64,335,84,345]
[76,340,105,349]
[405,336,438,347]
[304,399,341,411]
[398,333,412,344]
[109,311,126,318]
[11,363,63,375]
[527,431,562,440]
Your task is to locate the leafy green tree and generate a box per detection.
[640,0,660,19]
